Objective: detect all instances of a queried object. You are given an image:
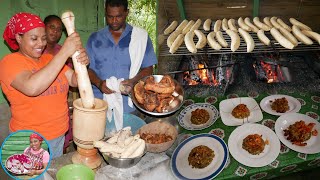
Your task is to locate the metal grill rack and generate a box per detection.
[159,27,320,56]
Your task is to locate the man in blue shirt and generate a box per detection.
[87,0,157,113]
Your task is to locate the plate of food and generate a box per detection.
[260,95,301,116]
[275,113,320,154]
[228,123,280,167]
[171,133,228,180]
[178,103,220,130]
[219,97,263,126]
[5,154,32,175]
[131,75,184,116]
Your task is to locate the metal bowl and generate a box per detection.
[101,146,147,169]
[130,75,184,116]
[145,116,182,134]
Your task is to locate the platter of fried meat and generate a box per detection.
[178,103,220,130]
[260,95,301,116]
[219,97,263,126]
[228,123,280,167]
[275,113,320,154]
[171,133,228,180]
[132,75,184,116]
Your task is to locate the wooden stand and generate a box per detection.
[71,147,102,170]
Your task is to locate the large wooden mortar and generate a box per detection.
[72,98,108,169]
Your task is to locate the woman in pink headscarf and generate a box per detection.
[23,133,50,176]
[0,12,89,158]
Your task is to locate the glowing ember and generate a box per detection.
[253,60,287,83]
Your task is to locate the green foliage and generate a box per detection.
[127,0,156,49]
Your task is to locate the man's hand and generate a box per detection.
[120,79,134,95]
[76,47,90,65]
[99,80,115,94]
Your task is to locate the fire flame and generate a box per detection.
[183,64,219,86]
[198,64,208,83]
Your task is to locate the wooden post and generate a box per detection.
[253,0,260,17]
[177,0,186,20]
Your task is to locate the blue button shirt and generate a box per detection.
[86,23,157,113]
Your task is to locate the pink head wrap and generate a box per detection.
[3,12,45,50]
[30,133,43,142]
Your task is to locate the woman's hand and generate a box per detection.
[61,32,82,58]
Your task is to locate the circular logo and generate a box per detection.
[209,128,225,139]
[306,112,319,121]
[250,172,268,180]
[262,119,276,130]
[311,96,320,103]
[247,91,259,98]
[183,99,194,107]
[280,164,297,172]
[227,94,239,99]
[205,96,218,104]
[296,98,306,106]
[1,130,52,179]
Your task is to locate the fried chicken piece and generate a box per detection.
[145,76,155,85]
[143,91,158,112]
[155,96,174,113]
[134,80,145,104]
[144,75,175,94]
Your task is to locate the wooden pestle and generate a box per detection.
[61,11,95,108]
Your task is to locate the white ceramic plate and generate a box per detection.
[228,123,280,167]
[171,133,228,180]
[178,103,220,130]
[275,113,320,154]
[219,97,263,126]
[260,95,301,116]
